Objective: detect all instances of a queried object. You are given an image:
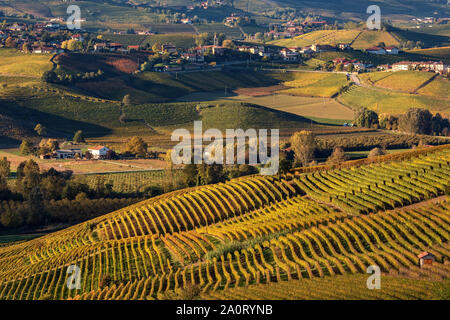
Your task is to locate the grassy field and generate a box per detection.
[179,90,354,123]
[78,170,183,194]
[372,71,436,93]
[338,85,450,115]
[0,49,53,77]
[408,47,450,63]
[351,30,400,49]
[282,72,349,98]
[140,34,196,49]
[196,23,243,38]
[417,75,450,99]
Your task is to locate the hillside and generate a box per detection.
[2,0,449,25]
[0,145,448,300]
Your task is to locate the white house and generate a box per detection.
[384,47,399,55]
[88,146,110,159]
[366,46,387,55]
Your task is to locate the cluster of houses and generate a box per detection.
[333,58,372,71]
[266,20,328,40]
[388,60,449,74]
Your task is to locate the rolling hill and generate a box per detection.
[0,145,448,300]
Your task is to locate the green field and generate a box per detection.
[338,84,450,115]
[351,30,400,50]
[0,49,53,77]
[417,76,450,99]
[282,72,349,98]
[373,71,436,93]
[79,170,183,195]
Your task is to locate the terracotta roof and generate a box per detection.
[418,251,435,259]
[89,145,107,151]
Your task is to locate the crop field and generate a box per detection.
[408,47,450,64]
[351,31,400,50]
[79,170,183,195]
[196,23,243,39]
[338,85,450,115]
[140,34,196,49]
[0,49,53,77]
[417,76,450,99]
[203,272,450,300]
[372,71,436,93]
[359,72,395,85]
[144,24,196,34]
[270,30,361,47]
[0,146,448,300]
[178,89,354,122]
[282,72,349,98]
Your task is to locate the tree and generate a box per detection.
[22,43,31,53]
[85,151,93,160]
[398,108,432,135]
[335,63,343,71]
[368,147,386,158]
[16,160,41,198]
[62,39,83,51]
[346,63,354,72]
[42,71,58,83]
[0,207,23,228]
[5,36,15,48]
[326,147,348,165]
[0,157,10,199]
[152,42,162,53]
[354,107,379,128]
[126,136,148,157]
[73,130,85,143]
[183,164,198,187]
[122,94,132,106]
[34,123,46,136]
[19,140,34,155]
[290,131,316,167]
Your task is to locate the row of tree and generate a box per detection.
[354,107,449,136]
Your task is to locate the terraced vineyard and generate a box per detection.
[0,146,449,300]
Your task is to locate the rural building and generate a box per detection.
[55,149,82,159]
[162,44,177,54]
[280,48,300,61]
[311,44,336,53]
[384,47,399,55]
[366,46,387,55]
[418,252,436,267]
[88,146,110,159]
[366,46,399,55]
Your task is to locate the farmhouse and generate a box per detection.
[88,146,110,159]
[418,252,436,267]
[55,149,82,159]
[366,46,399,55]
[392,61,448,73]
[366,46,386,55]
[162,44,177,54]
[280,48,300,62]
